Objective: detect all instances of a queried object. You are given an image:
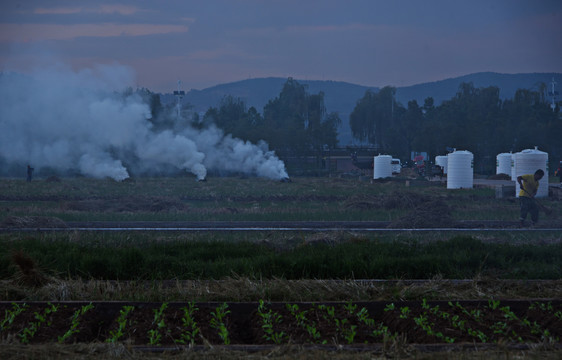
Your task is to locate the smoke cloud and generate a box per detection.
[0,63,288,181]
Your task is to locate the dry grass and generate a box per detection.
[59,197,190,213]
[387,198,454,228]
[342,190,458,228]
[2,276,561,302]
[0,216,67,228]
[9,251,50,287]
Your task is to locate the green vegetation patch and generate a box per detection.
[1,234,560,280]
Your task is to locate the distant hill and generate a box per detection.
[162,77,375,116]
[161,72,560,146]
[395,72,560,106]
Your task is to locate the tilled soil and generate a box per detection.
[1,300,560,346]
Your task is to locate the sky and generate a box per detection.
[1,0,561,93]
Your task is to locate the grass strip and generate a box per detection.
[1,235,560,280]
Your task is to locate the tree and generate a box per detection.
[390,100,423,159]
[349,90,377,144]
[349,86,397,151]
[209,95,247,136]
[263,78,340,156]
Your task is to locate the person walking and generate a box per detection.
[516,169,544,227]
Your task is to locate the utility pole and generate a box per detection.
[173,80,185,121]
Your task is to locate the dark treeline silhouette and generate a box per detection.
[200,78,341,159]
[350,82,561,173]
[148,79,561,174]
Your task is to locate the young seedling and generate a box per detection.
[257,300,286,345]
[344,301,357,315]
[286,303,308,327]
[58,303,94,344]
[148,302,168,346]
[399,306,410,319]
[414,312,455,343]
[19,303,58,344]
[450,301,482,322]
[318,304,336,322]
[304,322,326,344]
[106,305,134,343]
[355,307,376,327]
[530,301,554,312]
[1,303,28,331]
[450,314,466,331]
[342,323,357,344]
[316,303,358,344]
[467,327,488,343]
[488,299,501,310]
[499,305,518,322]
[210,303,230,345]
[286,303,326,344]
[491,320,509,338]
[384,303,395,312]
[176,302,200,346]
[353,306,394,342]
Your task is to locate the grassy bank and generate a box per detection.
[2,233,560,281]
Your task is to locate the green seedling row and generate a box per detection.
[1,300,560,346]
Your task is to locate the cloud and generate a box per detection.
[34,4,143,16]
[33,7,82,15]
[0,23,189,42]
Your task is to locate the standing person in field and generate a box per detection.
[517,169,544,226]
[26,165,34,182]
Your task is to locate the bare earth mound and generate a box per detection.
[0,216,67,229]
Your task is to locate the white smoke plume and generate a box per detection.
[0,63,288,181]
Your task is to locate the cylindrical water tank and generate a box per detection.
[496,153,512,175]
[513,147,548,198]
[373,154,392,179]
[447,150,473,189]
[435,155,448,174]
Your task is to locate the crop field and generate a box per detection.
[1,175,561,359]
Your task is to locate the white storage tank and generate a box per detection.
[513,147,548,198]
[435,155,448,174]
[373,154,392,179]
[447,150,473,189]
[496,152,512,175]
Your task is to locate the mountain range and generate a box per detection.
[161,72,561,146]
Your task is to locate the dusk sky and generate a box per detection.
[1,0,561,93]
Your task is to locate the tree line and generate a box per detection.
[351,82,561,172]
[144,78,561,174]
